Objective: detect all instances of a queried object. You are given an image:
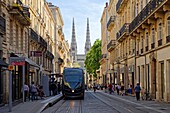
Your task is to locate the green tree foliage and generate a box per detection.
[85,39,101,78]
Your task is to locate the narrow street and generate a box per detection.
[42,91,170,113]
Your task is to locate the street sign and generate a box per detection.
[8,65,14,70]
[30,51,42,57]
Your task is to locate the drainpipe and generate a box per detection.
[105,2,109,84]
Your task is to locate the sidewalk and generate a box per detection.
[0,94,63,113]
[99,90,170,112]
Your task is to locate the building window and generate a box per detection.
[10,20,13,45]
[141,37,144,49]
[21,29,23,51]
[146,32,148,46]
[16,25,19,49]
[158,23,162,40]
[140,0,143,11]
[167,17,170,36]
[136,4,139,17]
[152,28,155,43]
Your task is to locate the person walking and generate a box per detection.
[135,83,141,101]
[30,81,37,101]
[23,82,29,102]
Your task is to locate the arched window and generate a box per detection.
[158,23,162,40]
[167,17,170,36]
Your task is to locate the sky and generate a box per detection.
[47,0,109,54]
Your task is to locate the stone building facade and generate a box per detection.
[0,0,70,104]
[101,0,170,102]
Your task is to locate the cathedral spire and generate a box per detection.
[85,18,91,55]
[71,18,77,62]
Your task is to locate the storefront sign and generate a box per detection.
[30,51,42,57]
[8,65,14,70]
[11,61,25,66]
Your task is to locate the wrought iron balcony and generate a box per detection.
[116,0,128,13]
[151,43,155,49]
[116,23,129,42]
[46,50,54,59]
[8,0,31,26]
[107,16,116,31]
[166,35,170,43]
[30,28,39,42]
[100,54,107,62]
[107,40,116,52]
[0,16,6,34]
[39,36,47,49]
[129,0,165,34]
[158,39,162,46]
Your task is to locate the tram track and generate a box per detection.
[95,92,156,113]
[90,92,121,113]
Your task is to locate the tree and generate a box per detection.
[85,39,101,78]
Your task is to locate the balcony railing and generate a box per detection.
[129,0,165,34]
[166,35,170,43]
[39,36,47,49]
[100,54,107,61]
[107,16,116,31]
[30,28,38,42]
[9,0,31,26]
[158,39,162,46]
[116,23,129,41]
[151,43,155,49]
[46,50,54,59]
[0,16,6,34]
[116,0,128,13]
[107,40,116,52]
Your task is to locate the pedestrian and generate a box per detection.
[58,82,61,94]
[30,81,37,101]
[116,84,120,95]
[135,83,141,101]
[120,84,124,96]
[108,83,112,94]
[23,82,29,102]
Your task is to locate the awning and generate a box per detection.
[0,59,8,67]
[50,73,62,77]
[25,58,39,69]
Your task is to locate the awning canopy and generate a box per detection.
[0,59,8,67]
[25,58,39,69]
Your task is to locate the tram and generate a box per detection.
[62,67,85,99]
